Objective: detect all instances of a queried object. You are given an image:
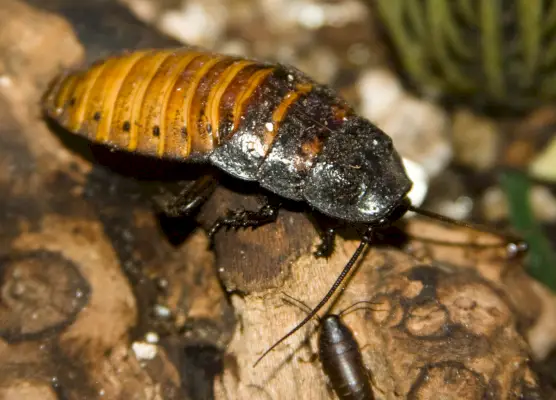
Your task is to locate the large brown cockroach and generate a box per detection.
[42,47,527,366]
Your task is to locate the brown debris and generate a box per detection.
[0,380,59,400]
[526,280,556,361]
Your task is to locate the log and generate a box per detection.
[213,218,545,399]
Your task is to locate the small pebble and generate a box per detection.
[154,304,171,319]
[120,0,158,22]
[132,341,158,361]
[402,157,429,216]
[425,171,474,220]
[158,0,228,47]
[145,331,159,344]
[0,75,13,88]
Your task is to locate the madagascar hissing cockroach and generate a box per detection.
[41,46,527,367]
[283,294,376,400]
[41,47,412,232]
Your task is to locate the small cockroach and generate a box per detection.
[283,294,376,400]
[42,46,527,367]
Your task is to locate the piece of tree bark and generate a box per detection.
[213,219,546,399]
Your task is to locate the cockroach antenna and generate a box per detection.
[406,205,528,259]
[253,226,372,367]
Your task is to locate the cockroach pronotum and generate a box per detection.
[283,293,376,400]
[41,46,528,367]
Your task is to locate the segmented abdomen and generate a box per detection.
[42,48,324,160]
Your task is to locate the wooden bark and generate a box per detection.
[213,219,545,399]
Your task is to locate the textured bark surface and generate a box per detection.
[213,219,545,399]
[0,0,551,399]
[0,1,233,398]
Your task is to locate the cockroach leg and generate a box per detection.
[153,174,219,218]
[314,227,337,258]
[310,214,342,258]
[207,202,281,241]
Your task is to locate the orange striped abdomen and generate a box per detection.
[42,48,286,160]
[43,47,356,200]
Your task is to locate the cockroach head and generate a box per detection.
[302,117,413,225]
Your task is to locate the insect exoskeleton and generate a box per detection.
[283,294,375,400]
[42,47,413,228]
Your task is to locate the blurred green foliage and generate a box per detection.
[375,0,556,112]
[500,170,556,292]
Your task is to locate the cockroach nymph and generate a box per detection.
[42,46,527,366]
[283,293,376,400]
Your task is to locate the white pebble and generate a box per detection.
[132,341,158,360]
[145,332,159,344]
[154,304,171,319]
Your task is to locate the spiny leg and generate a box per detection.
[207,196,281,242]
